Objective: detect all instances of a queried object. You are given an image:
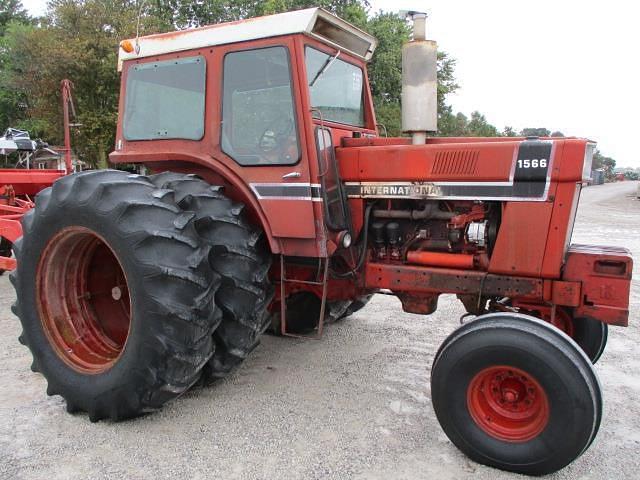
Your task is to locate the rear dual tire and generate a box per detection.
[147,173,273,382]
[12,170,272,420]
[271,293,372,334]
[431,313,602,476]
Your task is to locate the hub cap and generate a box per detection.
[37,227,131,374]
[467,365,550,442]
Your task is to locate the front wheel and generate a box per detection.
[431,313,602,476]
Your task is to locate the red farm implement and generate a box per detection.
[0,80,76,271]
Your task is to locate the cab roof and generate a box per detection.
[117,8,378,71]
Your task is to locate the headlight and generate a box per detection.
[582,142,596,182]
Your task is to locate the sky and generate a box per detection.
[20,0,640,167]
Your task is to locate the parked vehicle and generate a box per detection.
[10,9,632,476]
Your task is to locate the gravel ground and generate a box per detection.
[1,181,638,480]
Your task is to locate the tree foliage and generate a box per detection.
[0,0,31,128]
[521,127,551,137]
[592,149,616,179]
[0,0,29,36]
[1,0,166,166]
[0,0,618,169]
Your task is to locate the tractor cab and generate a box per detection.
[111,8,378,258]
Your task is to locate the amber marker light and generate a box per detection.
[120,40,135,53]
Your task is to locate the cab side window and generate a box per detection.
[124,56,206,141]
[221,46,300,165]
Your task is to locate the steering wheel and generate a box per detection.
[259,117,294,153]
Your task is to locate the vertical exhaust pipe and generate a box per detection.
[402,11,438,144]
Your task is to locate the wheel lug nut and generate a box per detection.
[111,286,122,301]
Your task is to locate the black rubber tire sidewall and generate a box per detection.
[573,317,608,363]
[18,208,158,401]
[431,317,600,476]
[146,172,273,381]
[14,171,216,419]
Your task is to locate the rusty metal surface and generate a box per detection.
[562,245,633,326]
[397,293,438,314]
[551,280,581,307]
[365,262,544,299]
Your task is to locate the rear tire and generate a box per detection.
[272,292,322,334]
[507,304,608,364]
[573,317,608,363]
[431,313,601,476]
[148,173,273,382]
[269,293,372,335]
[12,170,218,421]
[338,294,372,320]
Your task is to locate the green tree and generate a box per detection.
[364,11,408,136]
[592,149,617,179]
[466,111,498,137]
[438,111,468,136]
[521,127,551,137]
[0,0,28,36]
[3,0,167,166]
[151,0,369,29]
[0,0,31,128]
[502,126,517,137]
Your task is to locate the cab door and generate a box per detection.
[300,40,377,239]
[215,39,317,241]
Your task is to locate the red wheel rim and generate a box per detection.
[467,365,550,442]
[36,227,131,374]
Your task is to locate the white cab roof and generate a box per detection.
[118,8,378,71]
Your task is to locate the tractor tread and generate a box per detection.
[148,173,273,383]
[12,170,219,421]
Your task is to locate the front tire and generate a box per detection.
[431,313,601,476]
[12,170,218,421]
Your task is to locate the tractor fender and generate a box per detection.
[109,151,280,253]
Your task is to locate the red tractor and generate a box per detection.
[11,9,632,476]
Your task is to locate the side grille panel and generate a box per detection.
[432,150,480,175]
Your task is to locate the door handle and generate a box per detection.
[282,172,301,179]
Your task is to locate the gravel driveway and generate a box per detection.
[1,181,638,480]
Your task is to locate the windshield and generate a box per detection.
[305,47,364,127]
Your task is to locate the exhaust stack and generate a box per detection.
[401,12,438,144]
